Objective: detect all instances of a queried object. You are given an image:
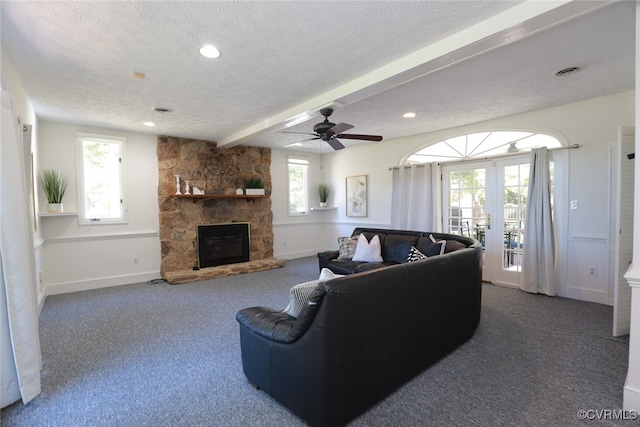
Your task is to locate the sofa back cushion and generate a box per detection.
[382,234,418,263]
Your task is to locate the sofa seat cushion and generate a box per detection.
[355,261,396,273]
[325,259,362,275]
[326,259,396,275]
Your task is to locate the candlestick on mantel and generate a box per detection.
[175,175,182,195]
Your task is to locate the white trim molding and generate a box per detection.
[624,265,640,410]
[45,271,161,296]
[44,230,158,243]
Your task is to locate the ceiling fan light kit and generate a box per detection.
[282,107,383,151]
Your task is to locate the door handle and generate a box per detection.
[487,213,491,230]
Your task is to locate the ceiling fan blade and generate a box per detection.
[329,122,354,135]
[336,133,383,142]
[326,138,345,151]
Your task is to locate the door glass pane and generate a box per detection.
[503,164,528,272]
[448,168,485,239]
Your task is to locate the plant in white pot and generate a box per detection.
[318,183,330,207]
[40,169,68,212]
[245,177,265,195]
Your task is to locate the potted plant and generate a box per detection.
[40,169,68,212]
[245,177,265,195]
[319,183,329,207]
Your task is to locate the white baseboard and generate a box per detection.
[624,380,640,411]
[563,285,606,304]
[44,271,162,296]
[273,248,325,260]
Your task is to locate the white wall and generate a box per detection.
[271,149,340,259]
[37,121,161,295]
[273,90,634,304]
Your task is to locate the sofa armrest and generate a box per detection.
[236,286,328,344]
[318,250,339,271]
[318,250,339,260]
[236,307,297,343]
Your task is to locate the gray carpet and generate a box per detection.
[1,256,630,426]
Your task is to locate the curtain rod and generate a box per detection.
[388,144,579,170]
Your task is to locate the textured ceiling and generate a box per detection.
[0,1,635,154]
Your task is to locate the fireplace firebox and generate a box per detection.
[197,222,250,268]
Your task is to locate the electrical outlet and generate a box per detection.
[588,266,597,277]
[133,256,139,264]
[570,200,579,210]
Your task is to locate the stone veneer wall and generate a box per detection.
[157,136,273,275]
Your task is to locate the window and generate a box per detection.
[288,157,309,215]
[76,133,126,224]
[405,131,562,164]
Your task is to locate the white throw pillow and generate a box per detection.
[352,234,383,263]
[319,268,345,281]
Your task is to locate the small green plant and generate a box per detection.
[318,183,330,203]
[40,169,67,203]
[245,177,265,189]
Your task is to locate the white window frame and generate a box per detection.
[287,156,309,216]
[76,132,126,225]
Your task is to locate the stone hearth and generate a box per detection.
[163,258,285,285]
[157,136,281,284]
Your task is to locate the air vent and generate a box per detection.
[153,107,173,113]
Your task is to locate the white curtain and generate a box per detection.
[390,163,438,231]
[1,91,41,406]
[519,147,556,296]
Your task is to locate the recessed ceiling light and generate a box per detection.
[199,44,221,59]
[132,71,146,79]
[403,112,416,118]
[144,121,156,127]
[555,66,580,77]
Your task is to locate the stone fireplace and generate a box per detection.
[157,136,283,284]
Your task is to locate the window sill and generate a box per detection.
[310,207,337,211]
[38,212,78,217]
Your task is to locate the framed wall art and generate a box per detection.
[346,175,368,217]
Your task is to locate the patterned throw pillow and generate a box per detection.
[337,236,359,259]
[282,279,321,318]
[407,246,428,262]
[283,269,346,318]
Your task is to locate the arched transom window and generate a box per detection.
[405,131,562,164]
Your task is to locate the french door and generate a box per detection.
[442,156,534,286]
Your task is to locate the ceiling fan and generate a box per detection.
[283,107,383,150]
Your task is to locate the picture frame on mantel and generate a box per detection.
[346,174,368,217]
